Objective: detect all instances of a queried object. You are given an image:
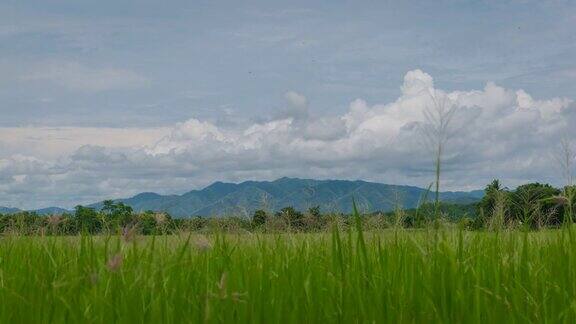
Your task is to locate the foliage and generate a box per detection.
[3,181,576,235]
[477,179,504,215]
[275,207,305,231]
[251,209,268,228]
[75,205,101,234]
[308,205,321,218]
[101,200,134,230]
[509,183,561,228]
[1,228,576,322]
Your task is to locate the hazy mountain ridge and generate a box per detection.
[0,206,70,215]
[92,177,484,217]
[1,178,483,217]
[0,207,22,214]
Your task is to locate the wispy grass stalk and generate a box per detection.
[420,90,458,223]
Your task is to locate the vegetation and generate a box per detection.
[475,181,576,230]
[1,180,575,235]
[1,180,576,322]
[2,206,576,322]
[420,90,458,221]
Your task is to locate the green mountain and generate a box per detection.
[90,177,483,217]
[0,206,71,215]
[0,207,21,214]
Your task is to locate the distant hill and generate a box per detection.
[34,207,71,215]
[0,178,483,217]
[0,206,71,215]
[0,207,21,214]
[88,177,484,217]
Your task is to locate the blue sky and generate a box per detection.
[1,0,576,208]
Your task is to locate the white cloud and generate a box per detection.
[0,126,170,159]
[1,69,575,208]
[21,62,149,92]
[274,91,309,121]
[401,69,434,96]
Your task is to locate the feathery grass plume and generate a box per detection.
[414,183,433,226]
[553,138,575,224]
[352,199,369,267]
[392,191,407,229]
[209,272,247,303]
[46,215,63,227]
[46,215,64,235]
[121,224,139,242]
[419,90,458,222]
[552,195,570,206]
[106,253,123,272]
[217,272,227,297]
[214,272,228,299]
[488,190,507,231]
[556,137,575,187]
[259,192,273,215]
[154,212,167,225]
[194,235,212,252]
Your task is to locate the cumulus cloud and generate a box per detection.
[1,69,575,208]
[21,61,149,92]
[273,91,309,121]
[401,69,434,96]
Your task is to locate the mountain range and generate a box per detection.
[0,206,70,215]
[1,178,484,217]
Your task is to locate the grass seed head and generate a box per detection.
[552,195,569,206]
[154,213,167,225]
[47,215,63,227]
[122,224,138,242]
[89,272,99,285]
[106,254,123,272]
[194,236,212,252]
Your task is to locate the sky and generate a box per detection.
[1,0,576,209]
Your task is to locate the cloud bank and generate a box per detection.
[1,70,575,208]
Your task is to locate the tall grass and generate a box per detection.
[2,223,576,322]
[420,90,458,222]
[556,138,575,224]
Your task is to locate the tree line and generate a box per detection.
[472,181,576,230]
[1,181,575,235]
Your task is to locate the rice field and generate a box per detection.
[1,224,576,323]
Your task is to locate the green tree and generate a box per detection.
[101,200,134,230]
[276,207,304,231]
[561,185,576,223]
[308,206,321,218]
[138,211,158,235]
[74,205,101,234]
[476,179,509,228]
[478,180,504,213]
[252,209,268,228]
[510,183,560,228]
